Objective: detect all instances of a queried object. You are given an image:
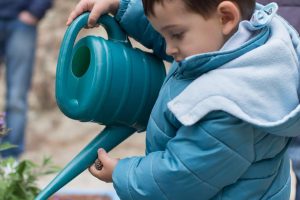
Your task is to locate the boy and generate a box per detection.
[67,0,300,199]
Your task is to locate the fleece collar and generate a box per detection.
[168,3,300,136]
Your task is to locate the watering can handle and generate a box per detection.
[57,13,129,73]
[66,12,128,41]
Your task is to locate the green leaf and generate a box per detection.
[42,156,52,166]
[0,143,17,152]
[0,155,59,200]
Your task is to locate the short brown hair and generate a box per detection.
[142,0,256,20]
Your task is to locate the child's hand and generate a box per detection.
[89,148,119,183]
[66,0,120,27]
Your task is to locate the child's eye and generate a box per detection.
[171,32,184,40]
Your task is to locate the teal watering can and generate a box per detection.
[35,13,166,200]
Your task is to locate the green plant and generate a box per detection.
[0,157,60,200]
[0,113,60,200]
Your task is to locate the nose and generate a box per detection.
[166,43,178,58]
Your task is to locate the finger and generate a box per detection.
[94,158,103,170]
[67,1,88,25]
[85,24,99,28]
[98,148,116,168]
[87,3,108,27]
[88,161,107,181]
[89,164,101,178]
[66,1,91,25]
[89,165,112,183]
[89,149,107,175]
[98,148,111,164]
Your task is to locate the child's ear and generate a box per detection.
[217,1,241,36]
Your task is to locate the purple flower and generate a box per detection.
[0,112,7,136]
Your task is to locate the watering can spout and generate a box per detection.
[35,126,135,200]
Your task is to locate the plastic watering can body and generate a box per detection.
[36,13,166,200]
[56,14,165,130]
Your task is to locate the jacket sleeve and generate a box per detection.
[27,0,53,19]
[115,0,172,62]
[112,112,255,200]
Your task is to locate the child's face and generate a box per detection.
[148,0,226,62]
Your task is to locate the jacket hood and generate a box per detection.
[168,3,300,137]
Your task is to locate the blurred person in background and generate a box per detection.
[259,1,300,199]
[0,0,53,158]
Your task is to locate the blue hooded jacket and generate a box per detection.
[112,1,300,199]
[0,0,52,20]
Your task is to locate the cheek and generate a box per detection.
[184,44,206,56]
[178,28,225,58]
[180,36,206,57]
[202,28,225,51]
[188,33,224,55]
